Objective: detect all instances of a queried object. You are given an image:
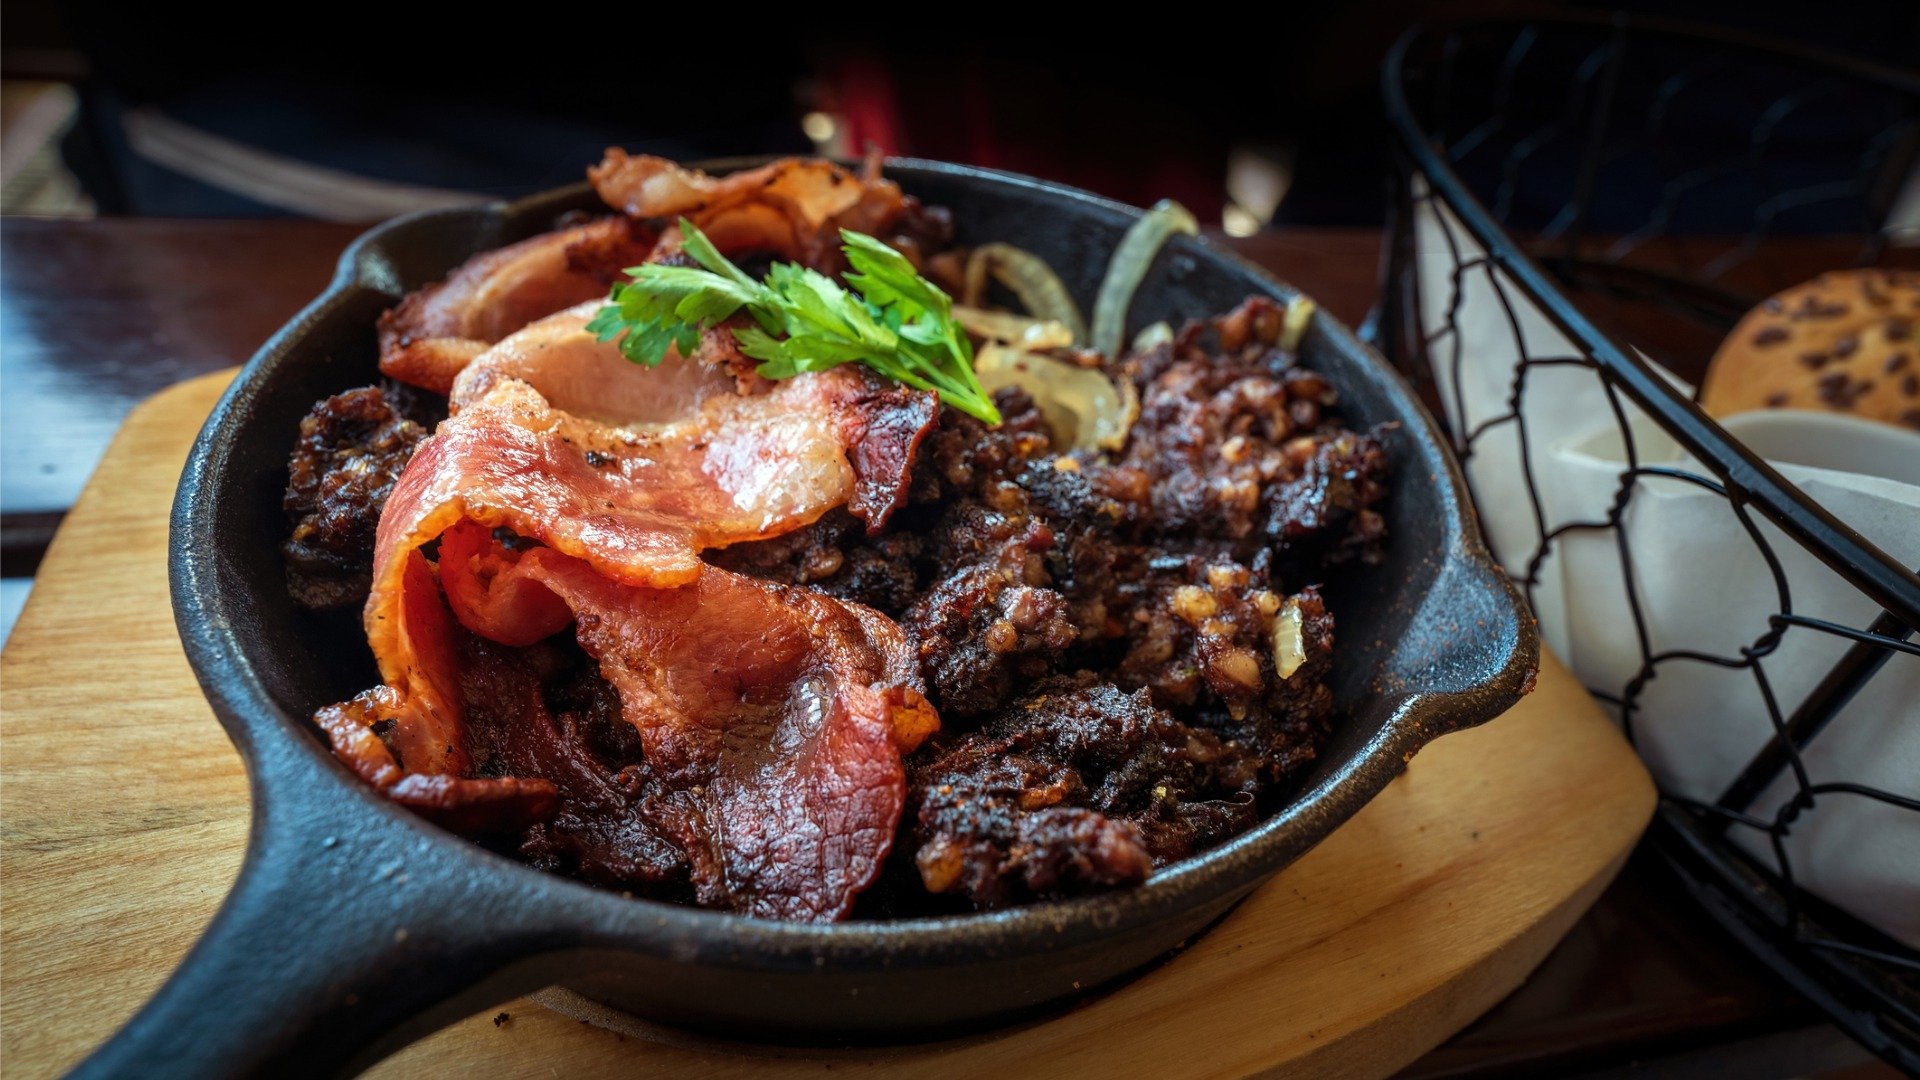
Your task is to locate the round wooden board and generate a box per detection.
[0,371,1655,1079]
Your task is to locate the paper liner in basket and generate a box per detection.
[1412,186,1920,947]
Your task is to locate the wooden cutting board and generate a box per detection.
[0,370,1656,1080]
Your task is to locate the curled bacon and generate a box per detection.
[485,543,932,919]
[311,550,560,833]
[362,365,932,715]
[380,153,907,397]
[378,216,655,394]
[323,529,934,918]
[588,150,906,267]
[321,360,938,919]
[446,306,931,534]
[329,509,935,918]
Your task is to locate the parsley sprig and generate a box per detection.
[586,220,1002,424]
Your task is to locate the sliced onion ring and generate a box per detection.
[974,344,1134,453]
[962,243,1088,344]
[954,305,1075,351]
[1090,199,1198,359]
[1131,320,1175,353]
[1281,297,1316,351]
[1272,598,1307,680]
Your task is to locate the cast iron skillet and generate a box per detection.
[75,159,1536,1079]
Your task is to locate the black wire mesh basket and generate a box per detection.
[1378,14,1920,1071]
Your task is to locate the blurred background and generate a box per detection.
[4,0,1916,232]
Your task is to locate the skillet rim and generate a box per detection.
[169,154,1537,969]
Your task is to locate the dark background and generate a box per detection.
[4,1,1915,227]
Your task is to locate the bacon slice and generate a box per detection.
[505,546,930,919]
[381,155,906,397]
[378,216,655,394]
[364,365,930,711]
[589,151,905,267]
[331,513,934,918]
[446,305,933,531]
[321,352,938,917]
[449,301,746,423]
[359,378,832,740]
[322,531,932,919]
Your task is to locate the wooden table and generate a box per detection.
[0,216,1837,1077]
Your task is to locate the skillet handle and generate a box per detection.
[68,771,552,1080]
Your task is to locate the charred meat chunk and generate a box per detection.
[282,385,430,610]
[1113,299,1392,563]
[1201,584,1338,783]
[706,509,925,616]
[903,510,1076,717]
[1265,429,1392,568]
[917,385,1056,503]
[910,675,1264,908]
[455,634,689,895]
[1113,559,1289,716]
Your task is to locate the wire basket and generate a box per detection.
[1378,14,1920,1071]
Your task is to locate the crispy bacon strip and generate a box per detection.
[364,375,850,733]
[311,550,558,832]
[589,150,906,266]
[473,544,931,919]
[378,216,654,394]
[332,454,938,917]
[323,525,934,920]
[364,368,930,711]
[321,358,938,917]
[433,520,937,749]
[447,305,933,531]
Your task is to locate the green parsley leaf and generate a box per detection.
[591,220,1002,424]
[677,219,761,290]
[842,229,949,317]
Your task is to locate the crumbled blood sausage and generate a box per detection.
[908,675,1265,907]
[282,385,434,609]
[719,296,1387,909]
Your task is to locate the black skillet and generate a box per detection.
[73,159,1537,1079]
